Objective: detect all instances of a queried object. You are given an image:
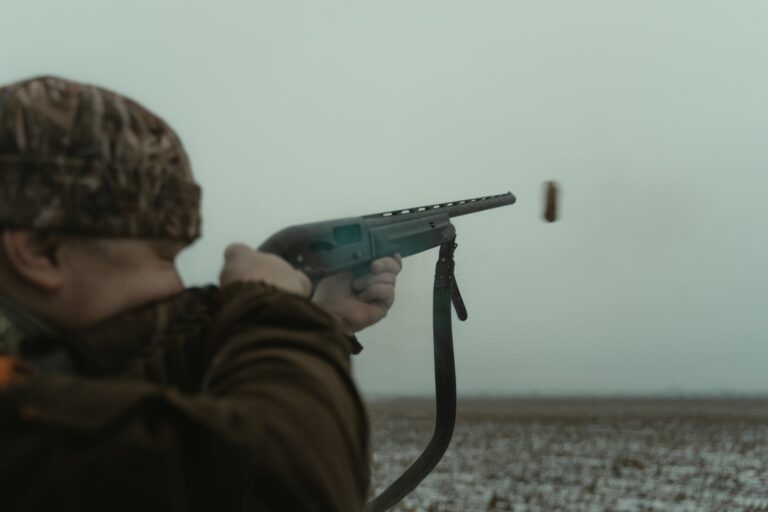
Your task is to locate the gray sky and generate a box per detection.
[3,0,767,395]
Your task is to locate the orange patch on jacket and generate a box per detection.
[0,356,34,388]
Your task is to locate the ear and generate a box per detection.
[2,231,63,292]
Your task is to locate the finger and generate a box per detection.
[359,283,395,309]
[224,243,252,261]
[298,272,312,296]
[353,272,396,292]
[370,256,402,275]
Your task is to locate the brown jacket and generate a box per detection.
[0,282,370,511]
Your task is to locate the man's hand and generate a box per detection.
[219,243,311,298]
[312,254,402,335]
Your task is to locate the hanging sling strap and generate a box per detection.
[367,237,467,512]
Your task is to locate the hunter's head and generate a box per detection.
[0,76,201,328]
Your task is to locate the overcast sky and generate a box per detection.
[3,0,767,395]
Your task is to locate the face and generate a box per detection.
[0,232,187,329]
[51,237,186,328]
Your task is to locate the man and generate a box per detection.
[0,76,401,511]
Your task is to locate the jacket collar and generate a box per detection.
[0,287,214,378]
[69,287,214,377]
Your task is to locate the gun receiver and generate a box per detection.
[258,192,516,279]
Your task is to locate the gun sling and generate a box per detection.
[367,238,465,511]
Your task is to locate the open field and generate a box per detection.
[367,397,768,512]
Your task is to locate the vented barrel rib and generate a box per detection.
[364,192,515,226]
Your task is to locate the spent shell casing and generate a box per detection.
[544,181,559,222]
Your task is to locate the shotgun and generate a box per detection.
[259,192,516,278]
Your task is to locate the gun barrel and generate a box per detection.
[363,192,516,226]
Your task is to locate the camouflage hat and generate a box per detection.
[0,76,201,241]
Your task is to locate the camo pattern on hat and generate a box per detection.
[0,76,201,241]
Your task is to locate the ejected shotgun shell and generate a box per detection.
[544,181,559,222]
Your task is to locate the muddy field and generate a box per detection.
[367,397,768,512]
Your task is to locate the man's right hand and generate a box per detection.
[219,243,311,298]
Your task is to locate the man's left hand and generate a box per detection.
[312,254,402,335]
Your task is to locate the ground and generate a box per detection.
[367,397,768,512]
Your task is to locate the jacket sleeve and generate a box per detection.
[0,282,370,512]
